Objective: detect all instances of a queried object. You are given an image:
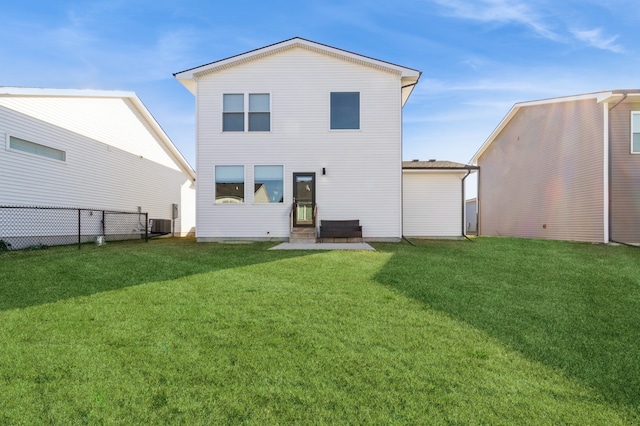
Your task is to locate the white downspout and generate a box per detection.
[603,102,609,243]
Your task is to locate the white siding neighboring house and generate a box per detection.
[0,87,195,237]
[402,160,478,238]
[465,198,478,234]
[174,38,421,242]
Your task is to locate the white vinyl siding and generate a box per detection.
[0,96,181,170]
[0,96,195,236]
[195,47,403,240]
[402,171,464,237]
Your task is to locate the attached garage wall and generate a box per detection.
[402,170,465,237]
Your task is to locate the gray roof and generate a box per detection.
[402,160,477,170]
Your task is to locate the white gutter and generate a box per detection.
[603,102,610,243]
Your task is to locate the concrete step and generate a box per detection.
[289,227,316,244]
[289,237,317,244]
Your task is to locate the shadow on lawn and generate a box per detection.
[0,237,311,312]
[373,238,640,418]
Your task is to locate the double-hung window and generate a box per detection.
[330,92,360,130]
[223,94,244,132]
[223,93,270,132]
[215,165,244,203]
[632,112,640,153]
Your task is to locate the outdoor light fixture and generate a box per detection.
[322,167,326,175]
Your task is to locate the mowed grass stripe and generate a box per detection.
[0,239,636,424]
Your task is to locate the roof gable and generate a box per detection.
[174,37,421,105]
[0,87,194,180]
[470,90,640,165]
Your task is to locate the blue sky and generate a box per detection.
[2,0,639,170]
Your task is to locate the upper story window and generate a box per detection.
[330,92,360,130]
[215,165,244,203]
[249,94,270,131]
[223,94,244,132]
[632,112,640,153]
[223,93,270,132]
[8,136,66,161]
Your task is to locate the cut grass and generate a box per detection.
[0,237,638,424]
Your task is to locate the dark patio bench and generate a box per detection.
[319,220,362,238]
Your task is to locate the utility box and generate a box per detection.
[172,203,179,219]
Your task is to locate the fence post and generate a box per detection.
[78,209,82,249]
[145,212,149,242]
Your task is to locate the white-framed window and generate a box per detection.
[223,94,244,132]
[223,93,270,132]
[632,112,640,153]
[215,165,244,203]
[8,135,66,161]
[330,92,360,130]
[254,165,283,203]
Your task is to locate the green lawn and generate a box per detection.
[0,237,638,424]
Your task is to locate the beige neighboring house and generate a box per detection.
[402,160,478,238]
[0,87,196,237]
[471,90,640,244]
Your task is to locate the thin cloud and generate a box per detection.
[431,0,626,53]
[571,28,624,53]
[432,0,560,41]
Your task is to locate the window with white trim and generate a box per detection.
[215,165,244,203]
[223,94,244,132]
[8,136,66,161]
[632,112,640,153]
[330,92,360,130]
[254,165,283,203]
[223,93,270,132]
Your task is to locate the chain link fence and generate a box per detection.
[0,205,148,251]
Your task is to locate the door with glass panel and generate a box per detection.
[293,173,315,227]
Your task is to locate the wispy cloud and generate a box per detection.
[570,28,624,53]
[430,0,626,53]
[432,0,559,41]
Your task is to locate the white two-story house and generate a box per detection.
[174,37,420,242]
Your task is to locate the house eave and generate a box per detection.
[174,37,421,101]
[470,89,640,165]
[0,86,135,99]
[403,168,475,174]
